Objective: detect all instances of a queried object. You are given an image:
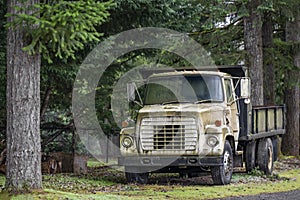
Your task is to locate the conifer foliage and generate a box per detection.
[6,0,113,63]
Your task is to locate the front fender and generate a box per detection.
[202,125,233,156]
[120,127,138,156]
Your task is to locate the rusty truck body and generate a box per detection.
[118,66,285,185]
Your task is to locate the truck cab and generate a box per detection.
[118,67,284,185]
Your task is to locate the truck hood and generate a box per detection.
[139,103,226,115]
[138,103,227,135]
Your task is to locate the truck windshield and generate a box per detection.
[144,75,224,105]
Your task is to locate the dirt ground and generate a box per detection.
[149,156,300,185]
[88,156,300,188]
[41,156,299,199]
[228,156,300,200]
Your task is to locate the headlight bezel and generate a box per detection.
[121,135,134,148]
[207,135,219,147]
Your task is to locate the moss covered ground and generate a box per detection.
[0,157,299,200]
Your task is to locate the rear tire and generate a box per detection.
[257,138,273,175]
[245,141,257,173]
[211,140,233,185]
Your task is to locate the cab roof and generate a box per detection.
[139,65,248,79]
[148,70,228,79]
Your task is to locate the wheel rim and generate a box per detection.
[223,150,232,176]
[267,146,273,171]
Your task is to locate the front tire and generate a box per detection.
[257,138,273,175]
[211,140,233,185]
[179,172,193,178]
[125,171,149,184]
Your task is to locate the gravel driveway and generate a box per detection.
[218,190,300,200]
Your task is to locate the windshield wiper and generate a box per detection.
[194,99,219,104]
[162,101,192,105]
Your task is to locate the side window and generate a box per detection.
[225,79,233,103]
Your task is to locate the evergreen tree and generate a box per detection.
[244,0,264,106]
[282,11,300,156]
[5,0,112,192]
[6,0,42,191]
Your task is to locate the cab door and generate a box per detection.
[224,78,240,136]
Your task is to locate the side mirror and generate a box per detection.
[240,78,250,99]
[127,82,135,102]
[127,82,143,106]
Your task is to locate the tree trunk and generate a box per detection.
[244,0,264,106]
[282,15,300,156]
[40,86,52,122]
[6,0,42,191]
[262,12,275,105]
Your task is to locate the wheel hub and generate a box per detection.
[223,151,232,176]
[267,146,273,170]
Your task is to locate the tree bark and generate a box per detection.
[262,12,275,105]
[6,0,42,191]
[244,0,264,106]
[282,15,300,156]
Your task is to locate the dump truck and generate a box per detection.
[118,66,285,185]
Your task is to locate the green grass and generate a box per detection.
[87,158,119,168]
[0,189,129,200]
[0,157,299,199]
[0,174,5,187]
[87,159,103,168]
[116,169,300,200]
[42,174,117,193]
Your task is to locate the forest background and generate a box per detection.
[0,0,299,192]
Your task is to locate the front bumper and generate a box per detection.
[118,155,223,167]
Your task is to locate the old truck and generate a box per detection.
[118,66,285,185]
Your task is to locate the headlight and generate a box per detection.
[121,136,133,148]
[207,136,219,147]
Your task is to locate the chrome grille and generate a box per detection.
[140,117,198,151]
